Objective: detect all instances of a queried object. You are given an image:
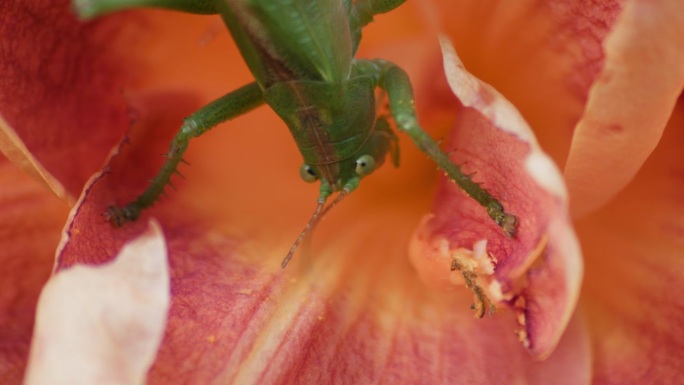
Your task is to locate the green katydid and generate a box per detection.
[73,0,517,267]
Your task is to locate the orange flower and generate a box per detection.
[1,0,683,384]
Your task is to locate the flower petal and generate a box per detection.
[24,221,169,385]
[0,117,69,203]
[408,37,582,359]
[46,3,591,382]
[61,163,592,384]
[0,156,68,383]
[580,100,684,383]
[430,0,623,168]
[0,0,132,199]
[564,0,684,217]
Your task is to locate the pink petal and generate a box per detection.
[0,0,131,199]
[564,0,684,217]
[24,221,169,385]
[0,156,68,383]
[61,167,592,383]
[430,0,623,169]
[40,2,592,382]
[48,28,592,382]
[408,37,582,359]
[0,118,69,202]
[580,100,684,383]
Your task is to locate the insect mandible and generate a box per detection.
[73,0,518,267]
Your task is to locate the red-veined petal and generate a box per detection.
[565,0,684,217]
[579,100,684,383]
[0,156,68,383]
[408,37,582,359]
[25,221,169,385]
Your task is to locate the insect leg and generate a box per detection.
[73,0,218,19]
[357,60,517,237]
[108,82,264,226]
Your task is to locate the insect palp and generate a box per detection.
[281,199,325,269]
[281,191,349,269]
[319,190,348,218]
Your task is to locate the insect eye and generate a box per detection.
[354,155,376,176]
[299,164,318,183]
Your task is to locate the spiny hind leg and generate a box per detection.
[108,82,264,226]
[355,59,517,237]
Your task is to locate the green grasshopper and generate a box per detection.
[74,0,517,267]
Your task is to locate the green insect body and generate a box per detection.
[74,0,517,266]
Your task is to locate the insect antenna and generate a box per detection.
[281,192,348,269]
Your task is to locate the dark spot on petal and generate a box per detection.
[606,123,623,133]
[478,85,497,106]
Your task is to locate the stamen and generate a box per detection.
[451,259,496,318]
